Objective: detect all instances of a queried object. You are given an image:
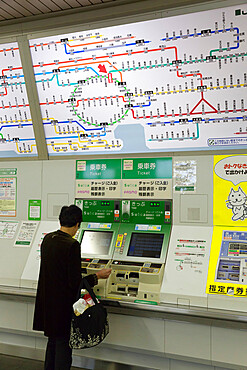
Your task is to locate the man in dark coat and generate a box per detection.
[33,205,111,370]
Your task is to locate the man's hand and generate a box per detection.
[96,268,112,279]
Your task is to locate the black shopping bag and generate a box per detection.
[69,277,109,349]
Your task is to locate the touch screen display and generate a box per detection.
[127,232,164,258]
[81,230,113,256]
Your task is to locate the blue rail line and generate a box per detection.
[64,41,150,55]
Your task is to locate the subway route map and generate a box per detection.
[29,5,246,155]
[1,4,246,157]
[0,42,37,157]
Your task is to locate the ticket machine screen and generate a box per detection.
[127,233,164,258]
[81,230,113,255]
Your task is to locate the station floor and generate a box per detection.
[0,353,139,369]
[0,353,82,370]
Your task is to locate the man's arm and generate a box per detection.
[68,241,111,291]
[96,269,111,280]
[83,268,112,288]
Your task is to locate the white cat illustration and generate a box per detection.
[226,187,247,221]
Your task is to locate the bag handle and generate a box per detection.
[76,276,99,305]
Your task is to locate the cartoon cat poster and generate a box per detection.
[214,155,247,226]
[226,187,247,221]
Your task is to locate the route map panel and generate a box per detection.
[29,5,247,155]
[0,42,37,157]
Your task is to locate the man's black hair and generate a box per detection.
[59,205,82,227]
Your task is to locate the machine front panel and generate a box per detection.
[107,199,172,303]
[77,199,121,298]
[113,223,171,264]
[160,225,213,307]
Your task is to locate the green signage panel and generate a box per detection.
[28,199,41,221]
[122,158,172,179]
[121,200,172,225]
[175,186,195,192]
[15,241,30,245]
[0,168,17,176]
[82,200,120,223]
[76,159,121,180]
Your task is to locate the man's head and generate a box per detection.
[59,204,82,228]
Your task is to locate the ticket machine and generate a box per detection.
[77,199,121,297]
[106,200,172,303]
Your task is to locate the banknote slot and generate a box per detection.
[232,265,240,270]
[129,272,139,279]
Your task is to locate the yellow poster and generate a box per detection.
[213,155,247,226]
[0,177,17,217]
[206,226,247,296]
[206,155,247,296]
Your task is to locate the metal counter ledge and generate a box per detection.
[0,285,247,330]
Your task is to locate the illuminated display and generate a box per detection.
[29,5,247,155]
[0,42,37,157]
[81,230,113,255]
[127,232,164,258]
